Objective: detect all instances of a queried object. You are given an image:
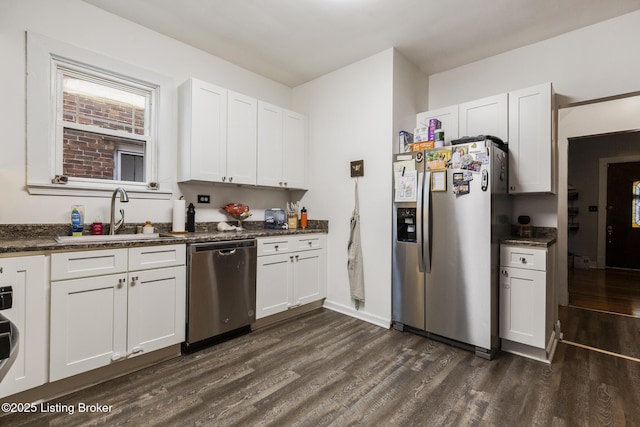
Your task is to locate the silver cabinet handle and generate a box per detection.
[131,346,143,354]
[111,352,122,361]
[229,177,233,182]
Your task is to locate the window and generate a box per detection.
[57,65,152,183]
[27,32,172,198]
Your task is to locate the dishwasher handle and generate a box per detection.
[217,249,237,256]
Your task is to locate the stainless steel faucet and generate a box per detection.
[109,187,129,235]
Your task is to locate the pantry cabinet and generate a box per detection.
[0,255,47,398]
[500,243,557,362]
[507,82,555,194]
[256,235,325,319]
[50,245,185,381]
[257,101,307,190]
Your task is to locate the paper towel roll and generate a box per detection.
[172,200,186,232]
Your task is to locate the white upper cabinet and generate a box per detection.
[178,78,228,183]
[416,105,459,146]
[257,101,307,190]
[508,82,554,194]
[257,101,284,187]
[458,93,508,142]
[282,110,307,190]
[179,78,306,189]
[227,91,258,185]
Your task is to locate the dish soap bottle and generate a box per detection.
[71,205,84,236]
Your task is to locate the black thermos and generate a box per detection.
[186,203,196,232]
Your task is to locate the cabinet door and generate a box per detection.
[416,105,459,146]
[179,78,228,182]
[50,274,128,381]
[499,267,546,348]
[508,83,553,194]
[0,255,46,398]
[256,253,292,319]
[282,109,307,189]
[458,93,508,141]
[227,91,257,185]
[257,101,284,187]
[127,266,186,357]
[292,249,325,307]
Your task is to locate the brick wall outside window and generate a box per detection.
[62,93,145,180]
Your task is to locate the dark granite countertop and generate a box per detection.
[500,236,556,248]
[0,221,328,255]
[500,225,557,248]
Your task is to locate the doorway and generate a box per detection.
[567,132,640,316]
[559,96,640,361]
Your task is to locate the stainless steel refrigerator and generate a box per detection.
[392,138,510,359]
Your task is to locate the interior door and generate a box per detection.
[606,161,640,269]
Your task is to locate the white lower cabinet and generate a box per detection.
[50,245,185,381]
[256,235,325,320]
[500,243,557,362]
[0,255,47,398]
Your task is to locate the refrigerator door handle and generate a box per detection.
[423,170,432,274]
[416,171,425,272]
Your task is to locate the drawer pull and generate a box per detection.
[520,257,527,264]
[111,352,122,361]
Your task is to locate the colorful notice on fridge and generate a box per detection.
[452,172,470,196]
[394,170,418,202]
[425,149,452,170]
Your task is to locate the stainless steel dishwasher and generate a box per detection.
[183,239,256,352]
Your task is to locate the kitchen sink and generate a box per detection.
[55,233,160,243]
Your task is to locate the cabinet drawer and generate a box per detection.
[257,237,291,256]
[128,245,186,271]
[500,245,546,271]
[295,235,324,251]
[51,249,127,281]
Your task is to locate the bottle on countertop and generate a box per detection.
[300,207,308,229]
[186,203,196,232]
[91,216,103,236]
[71,205,84,236]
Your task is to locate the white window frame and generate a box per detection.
[26,32,172,199]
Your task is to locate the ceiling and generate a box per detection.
[83,0,640,88]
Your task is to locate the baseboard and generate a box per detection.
[322,300,390,329]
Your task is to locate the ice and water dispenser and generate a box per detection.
[396,208,417,242]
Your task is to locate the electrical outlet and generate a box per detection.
[197,195,210,204]
[589,205,598,212]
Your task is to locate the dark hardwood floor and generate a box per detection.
[2,308,640,426]
[568,267,640,316]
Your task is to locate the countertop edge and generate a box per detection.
[0,229,327,255]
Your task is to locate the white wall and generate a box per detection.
[0,0,293,225]
[292,49,396,327]
[393,52,428,146]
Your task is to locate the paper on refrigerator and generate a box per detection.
[393,160,418,202]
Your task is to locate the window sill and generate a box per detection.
[27,182,172,200]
